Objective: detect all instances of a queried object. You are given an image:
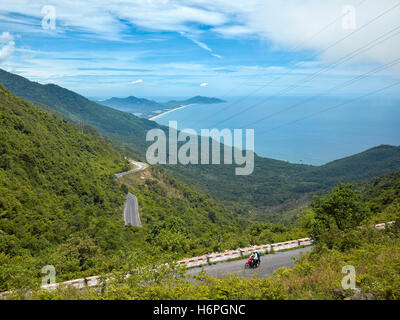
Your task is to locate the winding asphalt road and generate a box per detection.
[116,160,313,271]
[124,192,142,227]
[115,160,149,178]
[116,160,148,227]
[186,246,313,278]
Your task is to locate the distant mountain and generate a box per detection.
[0,68,162,159]
[1,68,399,208]
[165,96,226,107]
[0,83,129,288]
[0,85,246,291]
[99,95,226,118]
[100,96,163,114]
[166,144,400,207]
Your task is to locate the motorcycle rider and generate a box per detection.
[255,250,261,264]
[250,252,258,267]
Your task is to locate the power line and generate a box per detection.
[178,0,369,124]
[209,22,400,128]
[247,79,400,165]
[204,1,400,128]
[205,58,400,162]
[243,56,400,128]
[259,80,400,135]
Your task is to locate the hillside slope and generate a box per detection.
[0,69,159,159]
[99,95,226,119]
[164,95,226,107]
[167,144,400,207]
[0,84,131,248]
[99,96,163,116]
[22,170,400,300]
[0,84,134,288]
[0,85,249,291]
[1,69,399,208]
[118,166,247,255]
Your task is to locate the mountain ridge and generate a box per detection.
[165,95,226,105]
[1,68,399,208]
[99,94,226,118]
[0,84,248,291]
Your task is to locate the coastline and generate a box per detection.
[148,104,193,121]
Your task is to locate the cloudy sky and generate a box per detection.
[0,0,400,98]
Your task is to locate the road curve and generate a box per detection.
[115,160,149,178]
[124,193,142,227]
[186,246,313,278]
[116,159,148,227]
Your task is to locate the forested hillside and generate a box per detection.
[19,171,400,300]
[167,144,400,208]
[99,95,226,118]
[359,170,400,223]
[0,69,159,159]
[119,167,247,255]
[0,86,254,291]
[1,80,398,297]
[0,84,133,289]
[1,69,400,209]
[99,96,163,116]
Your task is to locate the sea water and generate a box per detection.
[152,96,400,165]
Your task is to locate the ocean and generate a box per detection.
[151,96,400,165]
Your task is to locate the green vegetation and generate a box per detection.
[0,85,303,292]
[360,170,400,224]
[100,96,164,118]
[168,144,400,210]
[17,227,400,300]
[163,96,226,107]
[119,166,307,255]
[1,68,399,210]
[0,84,137,290]
[1,69,400,299]
[0,68,159,160]
[12,171,399,300]
[99,95,225,119]
[308,183,371,249]
[120,166,246,256]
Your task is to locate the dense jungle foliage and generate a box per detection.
[1,70,399,299]
[1,68,400,209]
[13,171,399,300]
[0,85,304,291]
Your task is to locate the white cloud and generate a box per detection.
[2,0,400,86]
[0,0,226,39]
[130,79,143,85]
[0,31,13,42]
[10,54,397,97]
[0,31,15,63]
[1,0,399,69]
[200,82,208,87]
[252,1,400,64]
[180,32,222,59]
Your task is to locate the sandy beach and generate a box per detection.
[148,104,193,121]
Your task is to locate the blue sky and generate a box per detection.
[0,0,400,99]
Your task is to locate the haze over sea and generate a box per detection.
[152,96,400,165]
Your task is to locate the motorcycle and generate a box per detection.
[245,257,260,269]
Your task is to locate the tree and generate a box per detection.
[310,183,370,239]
